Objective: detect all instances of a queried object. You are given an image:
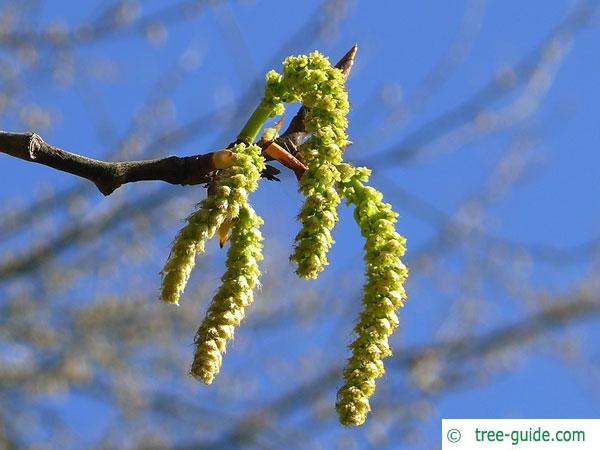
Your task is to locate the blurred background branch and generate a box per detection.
[1,1,599,449]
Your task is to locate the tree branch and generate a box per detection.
[0,46,358,197]
[0,131,222,196]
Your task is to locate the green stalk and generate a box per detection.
[237,99,274,144]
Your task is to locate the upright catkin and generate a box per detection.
[160,143,265,305]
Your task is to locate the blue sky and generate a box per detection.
[1,1,599,448]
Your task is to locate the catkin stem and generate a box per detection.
[237,99,275,145]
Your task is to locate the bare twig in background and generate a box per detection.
[360,0,599,166]
[179,292,600,450]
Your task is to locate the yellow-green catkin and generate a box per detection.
[263,52,350,278]
[162,50,409,426]
[262,52,409,425]
[160,143,265,305]
[335,164,409,426]
[191,205,263,384]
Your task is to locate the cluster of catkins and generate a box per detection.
[160,51,408,426]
